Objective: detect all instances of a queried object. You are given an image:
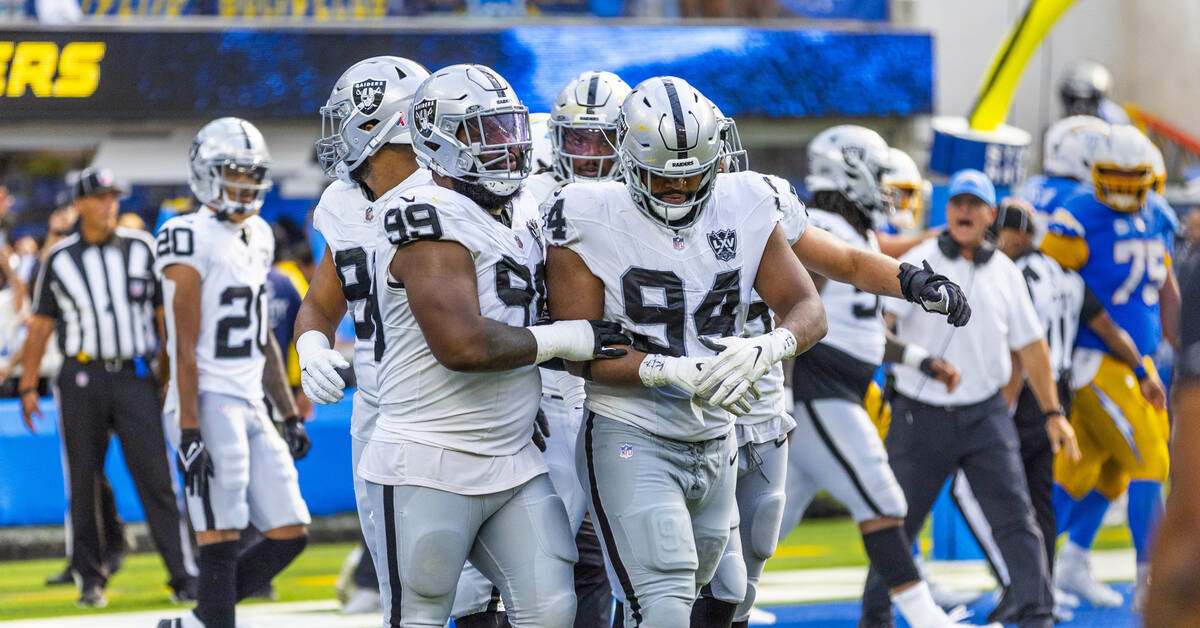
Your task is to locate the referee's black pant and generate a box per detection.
[860,392,1053,628]
[58,358,190,589]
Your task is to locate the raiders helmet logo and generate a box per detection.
[707,229,737,262]
[414,98,437,138]
[353,79,386,115]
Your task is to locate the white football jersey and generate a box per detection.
[370,184,546,457]
[156,207,274,409]
[544,171,794,442]
[1013,250,1087,378]
[806,209,886,365]
[736,174,808,441]
[311,171,432,440]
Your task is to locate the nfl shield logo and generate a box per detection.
[707,229,737,262]
[365,206,373,222]
[619,443,633,459]
[352,79,386,116]
[672,236,685,250]
[514,234,523,248]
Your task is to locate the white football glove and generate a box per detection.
[638,354,757,416]
[296,330,350,405]
[696,329,797,408]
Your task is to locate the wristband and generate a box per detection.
[1133,363,1149,380]
[901,344,930,370]
[526,320,590,364]
[1042,408,1066,420]
[18,387,36,398]
[638,354,671,388]
[295,330,332,366]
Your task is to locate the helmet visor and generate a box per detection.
[460,111,532,176]
[558,127,619,179]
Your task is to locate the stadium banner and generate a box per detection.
[0,26,932,120]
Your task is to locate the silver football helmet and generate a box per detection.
[710,101,748,173]
[1043,115,1108,182]
[548,70,631,182]
[189,117,272,218]
[316,56,431,185]
[409,64,531,196]
[618,76,721,228]
[805,124,892,226]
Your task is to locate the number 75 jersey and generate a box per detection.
[543,172,802,442]
[155,207,275,406]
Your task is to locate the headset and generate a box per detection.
[937,230,996,265]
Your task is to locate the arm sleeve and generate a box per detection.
[31,254,58,318]
[1039,207,1090,270]
[1007,262,1045,349]
[1079,284,1105,323]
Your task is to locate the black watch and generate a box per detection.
[1042,408,1066,420]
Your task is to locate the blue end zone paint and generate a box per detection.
[763,583,1137,627]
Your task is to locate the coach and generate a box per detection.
[18,167,193,607]
[859,170,1079,628]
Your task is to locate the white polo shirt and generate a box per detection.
[884,239,1044,406]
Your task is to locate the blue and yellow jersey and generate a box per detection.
[1017,174,1089,215]
[1041,193,1175,357]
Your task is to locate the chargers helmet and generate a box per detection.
[1091,124,1156,212]
[409,64,532,196]
[1043,115,1108,182]
[617,76,722,228]
[1147,139,1166,194]
[316,56,431,185]
[189,117,272,219]
[548,71,630,182]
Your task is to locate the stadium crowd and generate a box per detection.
[2,55,1196,628]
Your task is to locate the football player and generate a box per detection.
[1017,115,1109,225]
[156,118,311,628]
[1058,61,1131,125]
[877,147,938,258]
[1041,124,1180,610]
[759,125,975,628]
[526,70,632,628]
[544,75,830,626]
[359,63,628,627]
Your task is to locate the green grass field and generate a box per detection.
[0,518,1134,621]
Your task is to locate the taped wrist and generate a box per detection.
[295,330,331,367]
[527,320,591,364]
[766,328,799,360]
[638,354,672,388]
[862,526,921,589]
[901,344,930,371]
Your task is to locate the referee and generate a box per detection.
[19,167,194,607]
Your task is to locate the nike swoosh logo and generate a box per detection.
[753,346,762,366]
[729,453,737,466]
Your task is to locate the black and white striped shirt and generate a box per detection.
[1012,249,1104,380]
[32,227,160,361]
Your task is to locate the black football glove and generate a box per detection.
[531,408,550,452]
[588,320,631,359]
[282,416,311,460]
[897,260,971,327]
[176,428,213,500]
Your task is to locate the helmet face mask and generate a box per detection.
[617,76,722,229]
[714,111,748,173]
[411,64,532,198]
[548,71,631,183]
[1090,125,1156,213]
[315,56,431,186]
[190,117,273,219]
[553,126,619,180]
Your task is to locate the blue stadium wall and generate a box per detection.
[0,26,932,120]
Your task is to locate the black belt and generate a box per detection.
[70,356,143,373]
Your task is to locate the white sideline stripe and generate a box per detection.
[0,550,1139,626]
